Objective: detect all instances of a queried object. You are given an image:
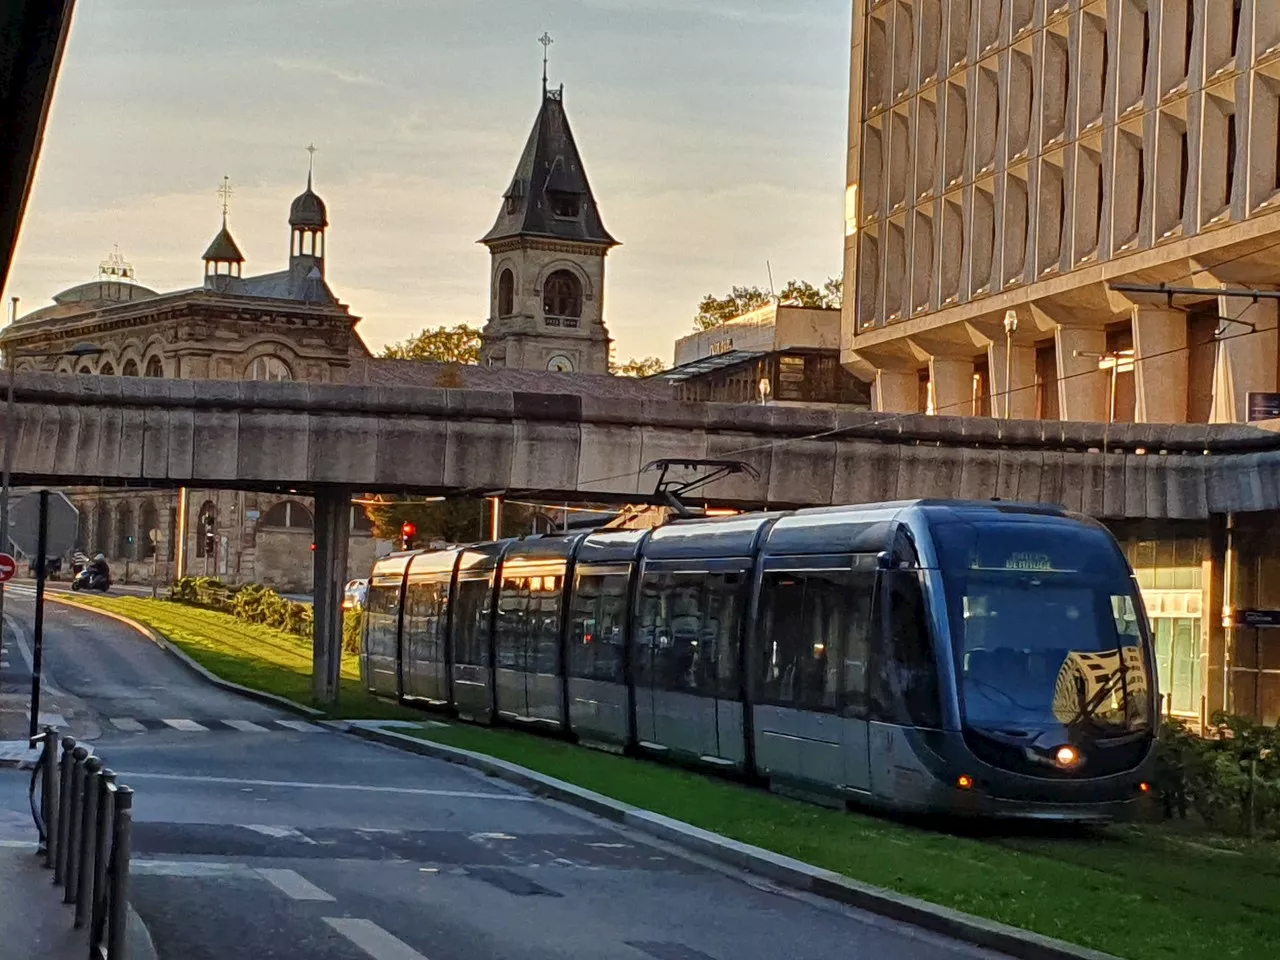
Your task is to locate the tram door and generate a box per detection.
[634,565,746,766]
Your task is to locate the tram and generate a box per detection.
[362,500,1157,820]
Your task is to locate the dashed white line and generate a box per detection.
[324,918,430,960]
[224,720,270,732]
[275,719,322,733]
[114,771,535,801]
[161,719,208,732]
[110,718,147,732]
[257,868,335,901]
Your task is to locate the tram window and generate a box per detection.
[496,576,529,670]
[496,573,565,675]
[364,585,400,651]
[452,578,494,667]
[569,573,628,682]
[872,572,943,728]
[757,570,874,714]
[405,580,447,663]
[635,570,742,698]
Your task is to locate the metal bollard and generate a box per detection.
[54,737,76,885]
[40,726,57,866]
[107,787,134,960]
[63,746,90,904]
[74,756,102,928]
[89,771,116,949]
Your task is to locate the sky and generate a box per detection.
[6,0,852,365]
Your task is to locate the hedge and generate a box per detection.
[169,576,362,654]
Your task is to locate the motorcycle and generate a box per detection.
[70,568,111,592]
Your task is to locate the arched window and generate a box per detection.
[77,365,93,375]
[121,359,139,377]
[115,501,134,560]
[99,362,115,376]
[144,356,163,377]
[498,269,515,317]
[260,499,313,530]
[542,270,582,319]
[195,500,217,559]
[138,499,158,558]
[93,501,110,556]
[249,356,292,382]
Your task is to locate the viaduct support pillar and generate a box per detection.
[312,488,350,706]
[874,368,918,413]
[1133,307,1188,424]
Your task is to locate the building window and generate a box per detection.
[542,270,582,319]
[144,356,163,377]
[115,501,134,561]
[260,499,314,530]
[546,355,575,373]
[121,359,139,377]
[351,505,373,534]
[99,362,115,376]
[498,269,515,317]
[195,501,216,559]
[249,356,292,382]
[1035,341,1059,420]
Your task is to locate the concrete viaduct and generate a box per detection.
[8,372,1280,704]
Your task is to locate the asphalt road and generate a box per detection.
[0,591,1011,960]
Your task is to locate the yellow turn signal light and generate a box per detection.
[956,774,974,790]
[1055,745,1081,768]
[1139,782,1151,794]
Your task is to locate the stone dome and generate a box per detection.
[289,184,328,229]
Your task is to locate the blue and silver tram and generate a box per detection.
[362,500,1157,820]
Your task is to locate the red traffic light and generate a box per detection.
[401,522,417,538]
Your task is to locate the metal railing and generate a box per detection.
[28,726,134,959]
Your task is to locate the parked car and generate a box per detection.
[343,579,368,610]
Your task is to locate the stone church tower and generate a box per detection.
[479,83,619,374]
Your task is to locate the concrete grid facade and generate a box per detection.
[843,0,1280,425]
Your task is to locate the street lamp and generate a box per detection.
[1002,310,1018,419]
[0,327,105,619]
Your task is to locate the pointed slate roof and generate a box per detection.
[202,220,245,262]
[481,88,618,248]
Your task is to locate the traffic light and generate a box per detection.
[400,521,417,552]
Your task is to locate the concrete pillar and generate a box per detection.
[1054,326,1109,422]
[1133,307,1188,424]
[312,488,351,705]
[874,369,917,413]
[986,341,1037,419]
[1210,295,1278,423]
[928,357,973,417]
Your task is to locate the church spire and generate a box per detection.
[203,176,244,286]
[539,31,553,99]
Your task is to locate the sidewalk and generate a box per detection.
[0,844,93,960]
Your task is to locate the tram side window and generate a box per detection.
[452,577,494,668]
[757,570,874,714]
[635,570,742,699]
[364,585,401,656]
[872,573,943,728]
[495,576,530,671]
[404,580,447,664]
[569,573,628,683]
[496,574,565,675]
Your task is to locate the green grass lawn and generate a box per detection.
[56,594,1280,960]
[59,595,419,721]
[405,723,1280,960]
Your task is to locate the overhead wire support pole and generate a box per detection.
[1108,282,1280,300]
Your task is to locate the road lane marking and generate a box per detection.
[110,718,147,732]
[224,720,270,732]
[275,719,322,732]
[257,867,336,901]
[3,614,64,696]
[243,824,318,843]
[114,770,535,801]
[162,719,209,732]
[324,918,430,960]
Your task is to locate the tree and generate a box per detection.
[692,277,843,330]
[364,496,534,545]
[382,324,482,364]
[612,356,665,377]
[693,286,772,330]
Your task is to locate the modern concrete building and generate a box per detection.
[843,0,1280,425]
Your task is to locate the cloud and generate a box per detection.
[273,58,387,88]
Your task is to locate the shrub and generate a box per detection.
[342,609,363,655]
[171,578,318,642]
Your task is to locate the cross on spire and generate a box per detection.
[539,32,553,96]
[217,176,233,222]
[306,143,317,187]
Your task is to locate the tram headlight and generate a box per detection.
[1054,745,1081,769]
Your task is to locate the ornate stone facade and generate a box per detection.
[3,176,386,589]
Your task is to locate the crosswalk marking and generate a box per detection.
[224,719,269,733]
[161,719,209,732]
[110,718,147,732]
[275,719,323,733]
[257,868,335,901]
[323,918,430,960]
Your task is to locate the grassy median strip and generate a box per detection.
[404,722,1280,960]
[62,595,418,720]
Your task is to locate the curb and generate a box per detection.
[338,723,1119,960]
[45,596,325,720]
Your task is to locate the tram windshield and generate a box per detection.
[933,521,1153,737]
